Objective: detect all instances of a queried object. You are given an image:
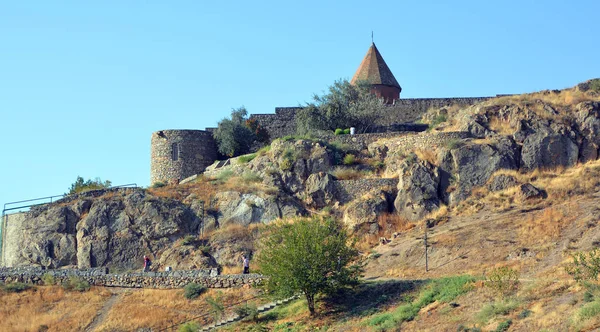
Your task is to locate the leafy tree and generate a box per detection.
[296,79,386,135]
[256,216,361,315]
[68,176,112,195]
[213,107,256,157]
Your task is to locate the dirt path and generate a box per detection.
[85,288,129,332]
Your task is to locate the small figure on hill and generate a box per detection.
[143,255,152,272]
[241,254,250,274]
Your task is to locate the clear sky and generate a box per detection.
[1,0,599,210]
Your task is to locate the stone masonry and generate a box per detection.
[0,267,263,289]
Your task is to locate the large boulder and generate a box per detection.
[487,174,519,192]
[440,138,520,204]
[343,190,390,233]
[303,172,336,208]
[213,191,304,226]
[576,102,600,162]
[394,160,441,221]
[520,133,579,172]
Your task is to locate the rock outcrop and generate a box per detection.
[394,160,441,221]
[343,190,390,233]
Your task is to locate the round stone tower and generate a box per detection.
[150,130,218,185]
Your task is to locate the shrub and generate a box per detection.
[485,266,519,297]
[429,114,448,128]
[41,273,56,286]
[518,309,532,319]
[334,128,344,135]
[3,282,31,293]
[151,182,166,188]
[238,153,257,164]
[589,79,600,92]
[215,170,235,182]
[235,303,258,322]
[578,299,600,321]
[280,148,296,171]
[566,248,600,283]
[184,283,207,300]
[495,319,512,332]
[62,276,90,292]
[68,176,111,195]
[343,128,351,134]
[182,235,197,246]
[178,321,200,332]
[584,291,595,302]
[343,154,356,165]
[476,299,520,323]
[214,107,256,157]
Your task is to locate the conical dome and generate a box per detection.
[351,43,401,90]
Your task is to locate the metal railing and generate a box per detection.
[1,183,138,216]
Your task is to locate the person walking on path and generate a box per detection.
[143,255,152,272]
[241,254,250,274]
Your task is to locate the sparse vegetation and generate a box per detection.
[205,291,225,322]
[178,321,201,332]
[183,283,207,300]
[41,273,56,286]
[476,299,520,324]
[151,181,167,188]
[238,153,257,164]
[343,154,356,165]
[68,176,112,195]
[62,276,90,292]
[2,282,32,293]
[235,302,258,322]
[485,266,520,298]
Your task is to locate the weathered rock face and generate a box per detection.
[343,190,390,233]
[520,133,578,171]
[518,183,546,200]
[156,245,219,271]
[394,160,441,221]
[212,191,304,226]
[304,172,336,208]
[439,138,520,204]
[487,174,519,192]
[8,189,202,271]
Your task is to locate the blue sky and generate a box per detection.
[1,0,599,209]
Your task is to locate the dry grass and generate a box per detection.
[97,288,260,331]
[518,206,575,245]
[488,117,513,135]
[330,167,372,180]
[356,213,415,252]
[414,148,438,166]
[491,88,600,109]
[0,286,111,332]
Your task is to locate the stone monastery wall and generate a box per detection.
[0,267,262,289]
[249,97,492,140]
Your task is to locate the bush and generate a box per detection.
[495,319,512,332]
[280,148,296,171]
[485,267,519,297]
[178,321,200,332]
[151,182,166,188]
[343,128,351,134]
[343,154,356,165]
[429,114,448,129]
[62,276,90,292]
[238,153,257,164]
[476,299,520,323]
[589,79,600,92]
[235,303,258,322]
[68,176,112,195]
[213,107,256,157]
[584,291,595,302]
[184,283,207,300]
[578,299,600,321]
[41,273,56,286]
[3,282,31,293]
[334,128,344,135]
[182,235,197,246]
[566,248,600,283]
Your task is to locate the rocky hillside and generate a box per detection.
[3,80,600,274]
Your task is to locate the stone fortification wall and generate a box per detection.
[249,97,491,139]
[0,267,263,289]
[334,178,399,204]
[150,130,218,185]
[319,128,425,151]
[380,97,493,124]
[249,107,300,141]
[369,131,472,152]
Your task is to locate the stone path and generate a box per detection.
[199,295,299,331]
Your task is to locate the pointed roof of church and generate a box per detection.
[351,43,401,90]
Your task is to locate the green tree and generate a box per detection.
[68,176,112,195]
[256,216,361,315]
[296,79,386,135]
[213,107,256,157]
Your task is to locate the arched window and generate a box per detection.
[171,143,179,161]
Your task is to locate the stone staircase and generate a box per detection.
[200,295,299,331]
